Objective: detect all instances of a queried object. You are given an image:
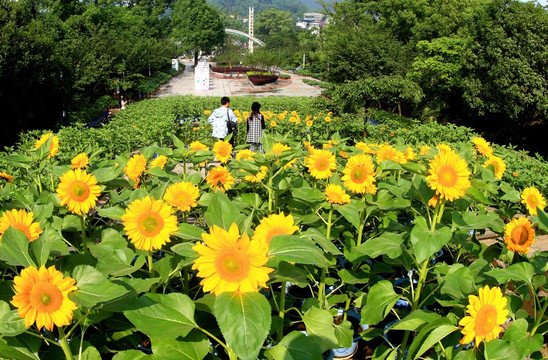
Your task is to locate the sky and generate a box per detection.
[521,0,548,6]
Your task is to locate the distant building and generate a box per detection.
[296,13,327,33]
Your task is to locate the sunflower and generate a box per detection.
[213,140,233,164]
[340,150,348,159]
[270,121,277,127]
[325,184,351,204]
[236,149,255,161]
[71,153,89,169]
[189,141,208,152]
[341,154,376,194]
[56,169,101,215]
[270,142,290,156]
[204,110,212,115]
[324,116,331,122]
[305,149,336,180]
[244,166,268,183]
[206,166,234,192]
[124,154,147,185]
[428,195,439,208]
[520,187,546,216]
[252,213,299,247]
[483,156,506,180]
[376,145,407,164]
[122,196,178,252]
[303,141,315,154]
[504,217,535,255]
[149,155,168,169]
[404,147,417,161]
[0,172,14,183]
[419,145,432,156]
[436,143,453,154]
[426,150,471,202]
[355,142,377,155]
[459,285,508,346]
[34,133,60,158]
[306,120,313,127]
[11,265,78,331]
[193,223,273,295]
[0,209,42,244]
[163,182,200,212]
[472,137,493,158]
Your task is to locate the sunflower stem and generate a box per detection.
[530,299,548,335]
[268,171,273,213]
[506,249,515,265]
[35,174,43,195]
[50,171,55,192]
[148,252,154,278]
[277,281,287,343]
[80,215,88,253]
[66,310,91,338]
[182,267,190,295]
[198,326,232,356]
[326,205,333,241]
[58,327,75,360]
[24,330,61,347]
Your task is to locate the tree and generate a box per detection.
[322,0,408,83]
[171,0,225,65]
[461,0,548,122]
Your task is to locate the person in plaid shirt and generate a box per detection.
[246,102,266,153]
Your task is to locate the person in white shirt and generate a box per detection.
[208,96,238,147]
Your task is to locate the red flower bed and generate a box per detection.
[248,75,278,86]
[211,66,255,74]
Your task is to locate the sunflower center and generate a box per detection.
[315,159,329,171]
[40,293,53,306]
[139,214,163,236]
[527,195,538,208]
[218,147,228,157]
[216,250,250,282]
[223,257,240,273]
[438,167,458,187]
[351,166,366,183]
[70,181,90,201]
[176,192,191,205]
[30,283,63,313]
[511,226,529,245]
[474,304,498,336]
[212,172,226,184]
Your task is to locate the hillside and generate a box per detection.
[206,0,313,16]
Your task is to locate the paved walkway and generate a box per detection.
[155,60,322,98]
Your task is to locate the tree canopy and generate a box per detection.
[171,0,225,64]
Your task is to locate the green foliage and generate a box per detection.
[329,75,424,115]
[461,0,548,121]
[171,0,225,61]
[0,0,177,147]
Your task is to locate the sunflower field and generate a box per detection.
[0,96,547,360]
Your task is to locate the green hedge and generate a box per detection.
[5,96,547,194]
